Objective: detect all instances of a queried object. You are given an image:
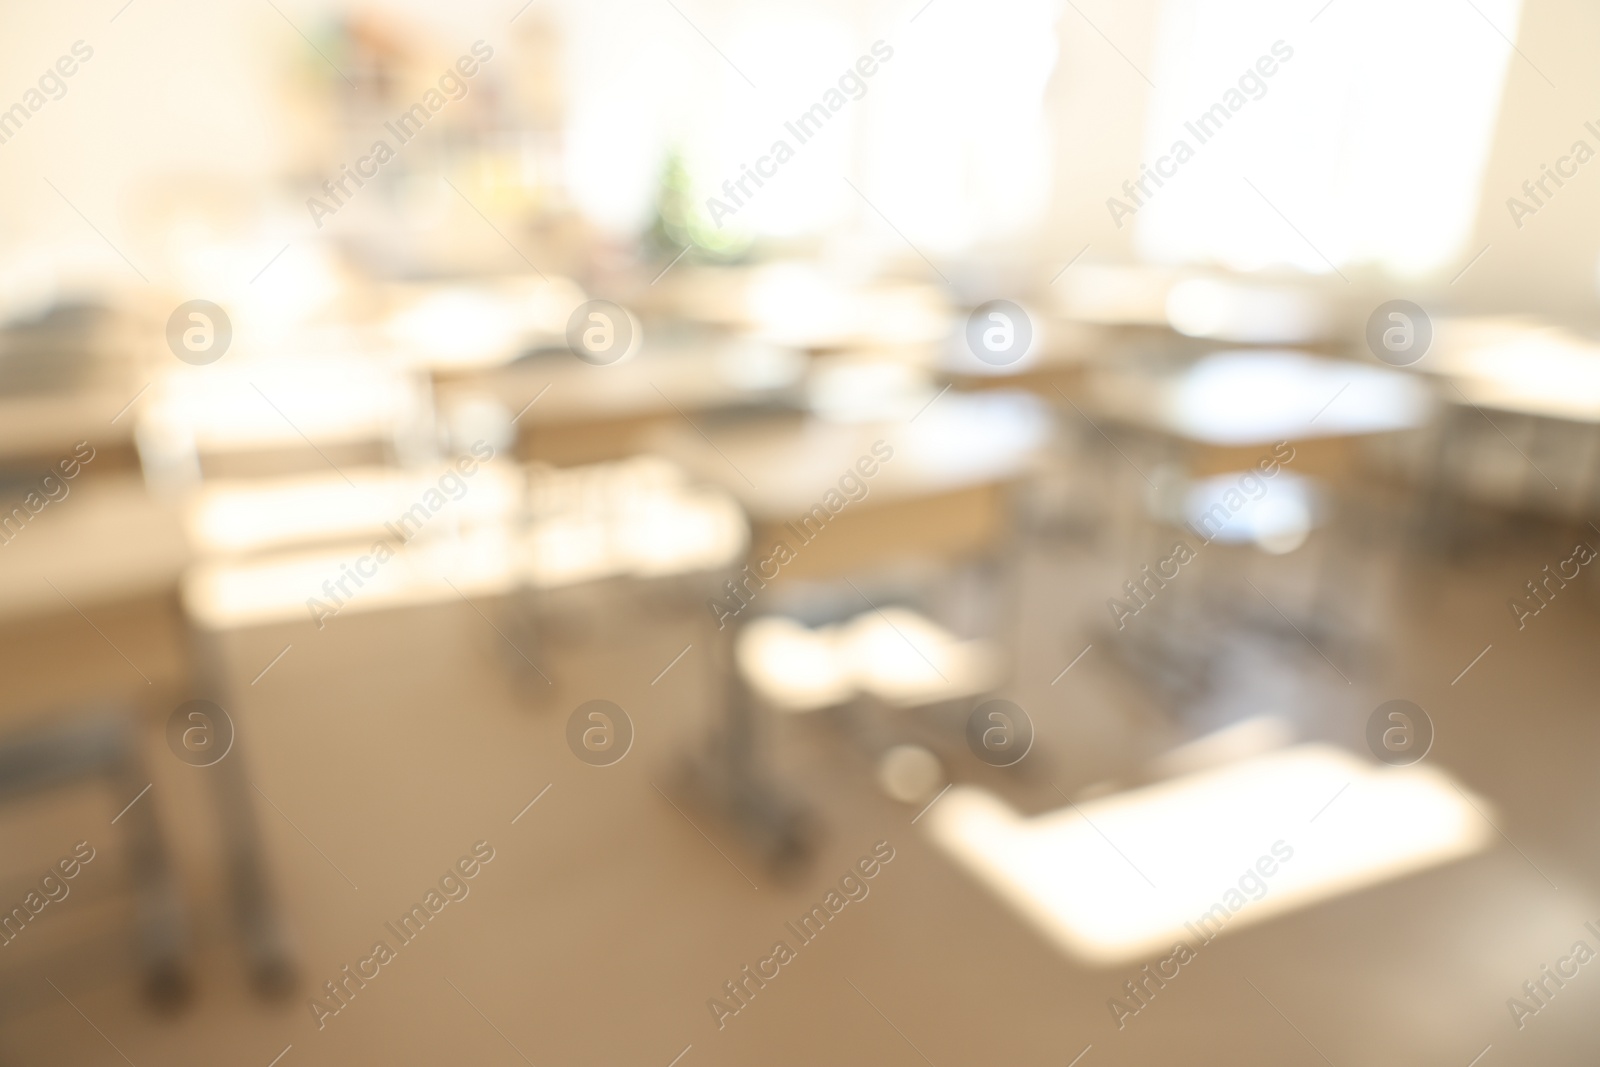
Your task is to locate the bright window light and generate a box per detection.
[557,1,1058,249]
[1135,0,1520,277]
[924,744,1494,965]
[861,0,1058,254]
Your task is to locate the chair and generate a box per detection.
[0,708,189,1001]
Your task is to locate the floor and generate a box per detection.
[0,495,1598,1067]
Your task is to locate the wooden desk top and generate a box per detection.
[0,475,187,624]
[1089,349,1432,447]
[0,389,140,462]
[435,340,796,430]
[1427,318,1600,424]
[645,390,1053,522]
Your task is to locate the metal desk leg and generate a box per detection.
[188,626,297,998]
[681,600,817,880]
[115,733,191,1004]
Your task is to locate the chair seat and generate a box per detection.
[737,608,1001,713]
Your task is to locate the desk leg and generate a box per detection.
[681,605,817,879]
[1416,402,1465,557]
[515,586,559,703]
[116,737,191,1004]
[189,626,297,998]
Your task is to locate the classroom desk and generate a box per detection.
[137,356,434,485]
[1424,318,1600,423]
[181,458,747,630]
[425,266,954,470]
[1051,265,1337,347]
[646,390,1054,582]
[1087,348,1433,478]
[644,390,1053,864]
[941,317,1104,402]
[434,337,803,468]
[1083,350,1431,693]
[1415,318,1600,520]
[1089,349,1431,445]
[0,390,142,468]
[0,452,744,995]
[174,455,747,985]
[0,298,150,467]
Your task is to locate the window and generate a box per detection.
[1134,0,1521,277]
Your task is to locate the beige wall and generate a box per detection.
[0,2,283,282]
[1455,0,1600,320]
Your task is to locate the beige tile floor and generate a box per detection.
[0,520,1597,1066]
